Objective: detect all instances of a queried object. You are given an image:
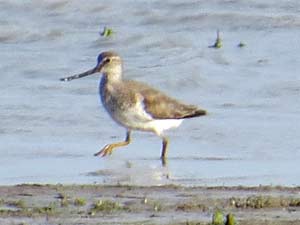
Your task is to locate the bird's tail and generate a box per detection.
[182,108,207,119]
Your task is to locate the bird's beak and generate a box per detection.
[60,62,104,81]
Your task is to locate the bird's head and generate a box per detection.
[60,51,122,82]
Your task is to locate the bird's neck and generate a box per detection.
[103,66,122,83]
[103,73,121,83]
[100,72,122,91]
[99,72,121,105]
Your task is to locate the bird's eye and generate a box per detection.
[104,58,111,64]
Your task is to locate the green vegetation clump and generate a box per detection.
[211,211,236,225]
[209,30,222,49]
[289,198,300,207]
[30,202,58,215]
[32,205,54,214]
[229,195,295,208]
[141,198,163,212]
[101,27,113,37]
[246,196,271,208]
[225,213,236,225]
[74,197,86,206]
[212,210,224,225]
[176,202,208,212]
[0,202,58,217]
[90,200,124,214]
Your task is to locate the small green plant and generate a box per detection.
[91,200,123,213]
[74,197,86,206]
[209,30,222,49]
[101,26,113,37]
[225,213,236,225]
[212,210,225,225]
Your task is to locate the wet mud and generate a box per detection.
[0,184,299,224]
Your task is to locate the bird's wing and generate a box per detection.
[124,80,206,119]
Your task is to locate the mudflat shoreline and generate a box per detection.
[0,184,299,224]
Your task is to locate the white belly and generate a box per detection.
[143,119,183,136]
[112,108,184,136]
[110,99,184,136]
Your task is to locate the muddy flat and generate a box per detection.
[0,184,299,225]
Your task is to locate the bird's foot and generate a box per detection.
[94,144,114,157]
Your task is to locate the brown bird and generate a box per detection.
[60,51,206,164]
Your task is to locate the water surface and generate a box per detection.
[1,0,300,186]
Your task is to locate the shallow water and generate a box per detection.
[1,0,300,186]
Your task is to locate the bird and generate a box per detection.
[60,51,206,163]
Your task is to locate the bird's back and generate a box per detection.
[120,80,206,120]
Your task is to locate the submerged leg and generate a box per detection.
[160,136,169,159]
[160,137,169,166]
[94,130,131,157]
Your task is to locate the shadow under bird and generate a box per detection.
[60,51,206,164]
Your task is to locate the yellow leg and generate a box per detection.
[94,130,131,157]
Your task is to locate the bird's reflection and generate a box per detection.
[87,157,171,186]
